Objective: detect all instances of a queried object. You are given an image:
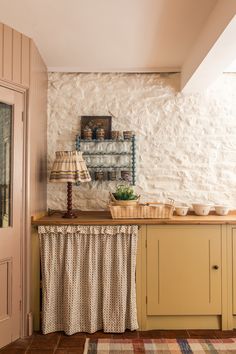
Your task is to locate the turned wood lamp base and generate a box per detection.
[62,182,77,219]
[62,211,77,219]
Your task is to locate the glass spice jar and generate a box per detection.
[123,131,133,140]
[111,130,121,140]
[108,170,117,181]
[83,127,93,140]
[121,170,131,182]
[96,128,105,140]
[95,170,104,181]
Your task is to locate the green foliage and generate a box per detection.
[113,184,138,200]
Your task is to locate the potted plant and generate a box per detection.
[110,184,140,206]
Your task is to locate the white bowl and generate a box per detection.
[192,203,212,216]
[175,206,189,216]
[215,205,230,216]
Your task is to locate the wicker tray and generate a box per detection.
[109,202,174,219]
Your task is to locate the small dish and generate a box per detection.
[215,205,230,216]
[192,203,213,216]
[175,206,189,216]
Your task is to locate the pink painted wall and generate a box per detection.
[29,41,47,214]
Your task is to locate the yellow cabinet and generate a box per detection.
[33,222,232,331]
[146,225,222,316]
[232,228,236,315]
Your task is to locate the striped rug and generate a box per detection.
[83,338,236,353]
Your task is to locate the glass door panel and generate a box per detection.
[0,102,12,228]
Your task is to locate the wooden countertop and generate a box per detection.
[32,210,236,225]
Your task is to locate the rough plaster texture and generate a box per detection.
[48,73,236,210]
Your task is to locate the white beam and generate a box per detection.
[181,0,236,94]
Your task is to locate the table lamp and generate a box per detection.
[50,150,91,218]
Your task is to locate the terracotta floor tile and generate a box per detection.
[60,333,86,339]
[55,350,84,354]
[158,330,189,338]
[86,331,113,339]
[27,350,54,354]
[113,330,139,339]
[139,330,163,338]
[215,330,236,338]
[4,329,236,353]
[139,330,189,339]
[0,349,26,354]
[29,332,60,349]
[57,336,85,349]
[0,337,32,350]
[187,330,220,339]
[14,337,32,348]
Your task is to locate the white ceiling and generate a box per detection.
[0,0,218,72]
[225,58,236,72]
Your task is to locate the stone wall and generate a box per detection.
[47,73,236,210]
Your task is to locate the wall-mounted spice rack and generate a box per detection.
[75,136,136,185]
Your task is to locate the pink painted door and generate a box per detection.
[0,86,24,348]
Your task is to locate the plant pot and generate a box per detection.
[110,192,140,206]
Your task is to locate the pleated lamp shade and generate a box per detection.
[50,151,91,218]
[50,151,91,183]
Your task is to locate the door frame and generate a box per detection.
[0,80,30,338]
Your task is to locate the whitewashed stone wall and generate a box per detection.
[48,73,236,210]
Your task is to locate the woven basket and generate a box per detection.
[109,192,140,206]
[109,202,174,219]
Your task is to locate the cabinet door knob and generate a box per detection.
[212,265,219,270]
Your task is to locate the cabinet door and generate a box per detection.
[147,226,221,315]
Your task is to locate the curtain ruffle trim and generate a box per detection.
[38,225,138,236]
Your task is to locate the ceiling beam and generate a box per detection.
[181,0,236,94]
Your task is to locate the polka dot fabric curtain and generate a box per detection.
[38,225,139,335]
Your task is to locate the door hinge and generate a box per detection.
[145,239,147,248]
[19,300,22,311]
[22,112,24,122]
[146,296,148,304]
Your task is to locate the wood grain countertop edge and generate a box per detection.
[31,210,236,226]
